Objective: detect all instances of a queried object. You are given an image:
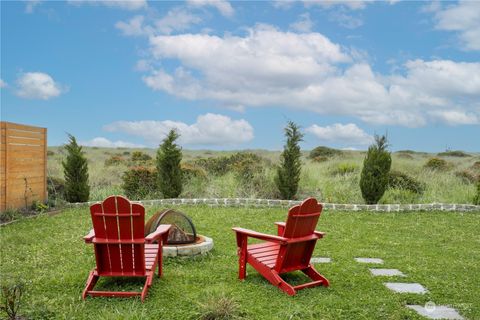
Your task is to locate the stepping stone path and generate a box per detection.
[406,305,464,319]
[354,257,384,264]
[384,282,428,294]
[369,268,405,277]
[310,257,331,263]
[354,257,464,319]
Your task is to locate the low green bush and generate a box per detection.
[194,152,266,176]
[194,157,231,175]
[131,151,152,162]
[233,154,265,189]
[47,150,55,156]
[31,201,48,214]
[0,209,22,224]
[196,293,245,320]
[395,153,414,159]
[181,162,208,180]
[331,163,358,176]
[437,150,470,157]
[380,189,420,204]
[311,156,329,163]
[471,161,480,171]
[47,176,66,200]
[388,170,425,194]
[1,279,25,320]
[396,150,417,154]
[309,146,342,159]
[104,155,125,166]
[121,166,159,200]
[424,157,451,171]
[455,170,479,184]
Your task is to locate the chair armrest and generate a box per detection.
[285,234,320,244]
[314,231,326,238]
[84,229,95,243]
[232,227,286,244]
[274,222,326,238]
[145,224,172,244]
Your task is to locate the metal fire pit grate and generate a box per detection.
[145,209,197,244]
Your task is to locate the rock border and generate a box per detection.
[163,236,214,257]
[67,198,480,212]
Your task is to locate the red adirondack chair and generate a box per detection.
[232,197,329,296]
[82,195,171,301]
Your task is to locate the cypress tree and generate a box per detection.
[473,181,480,205]
[62,134,90,202]
[275,121,304,199]
[360,134,391,204]
[156,129,183,198]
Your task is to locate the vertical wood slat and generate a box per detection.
[102,197,122,274]
[43,128,47,202]
[132,203,145,273]
[90,203,110,273]
[117,197,134,273]
[0,122,47,211]
[0,123,6,211]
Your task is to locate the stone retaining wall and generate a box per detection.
[69,198,480,212]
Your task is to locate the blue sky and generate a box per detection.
[1,0,479,151]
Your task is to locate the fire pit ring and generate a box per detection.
[145,209,213,257]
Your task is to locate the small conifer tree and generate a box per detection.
[62,134,90,202]
[473,181,480,205]
[275,121,304,199]
[156,129,183,198]
[360,134,391,204]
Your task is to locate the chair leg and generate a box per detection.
[238,246,247,280]
[82,270,99,300]
[141,277,150,302]
[302,265,329,287]
[157,243,163,278]
[158,233,169,278]
[275,274,296,296]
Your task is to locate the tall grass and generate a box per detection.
[47,147,479,203]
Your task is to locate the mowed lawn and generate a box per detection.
[1,206,479,319]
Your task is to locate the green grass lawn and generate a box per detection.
[1,206,479,319]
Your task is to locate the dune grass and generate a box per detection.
[1,206,479,319]
[46,147,479,204]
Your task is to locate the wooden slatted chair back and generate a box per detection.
[275,198,322,273]
[90,195,146,276]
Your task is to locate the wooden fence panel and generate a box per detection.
[0,122,47,211]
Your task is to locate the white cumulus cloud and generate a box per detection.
[290,13,314,32]
[307,123,373,146]
[115,15,151,37]
[25,0,42,13]
[304,0,372,10]
[329,10,363,29]
[0,79,6,88]
[104,113,254,146]
[187,0,234,17]
[138,24,480,127]
[429,110,480,126]
[15,72,65,100]
[433,0,480,51]
[115,8,202,37]
[80,137,145,148]
[68,0,147,10]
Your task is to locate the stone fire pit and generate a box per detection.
[145,209,214,257]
